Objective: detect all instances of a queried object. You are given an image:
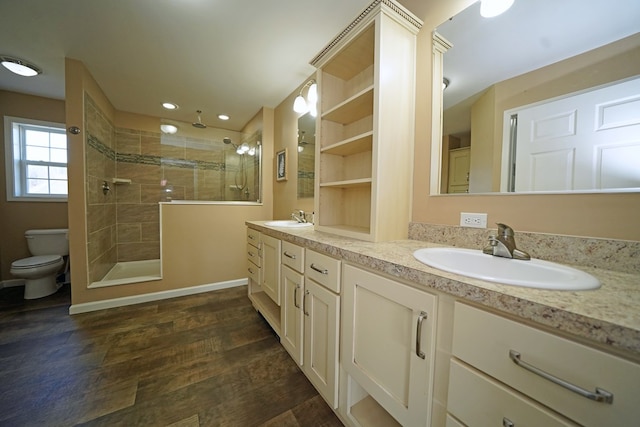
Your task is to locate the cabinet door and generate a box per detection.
[342,264,437,426]
[260,234,281,306]
[281,265,304,365]
[303,278,340,409]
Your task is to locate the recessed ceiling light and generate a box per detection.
[218,114,230,121]
[162,102,179,110]
[0,55,41,77]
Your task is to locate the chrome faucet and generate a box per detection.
[483,223,531,260]
[291,210,307,223]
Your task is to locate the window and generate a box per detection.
[4,116,68,201]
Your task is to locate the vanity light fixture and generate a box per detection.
[480,0,514,18]
[162,102,179,110]
[293,79,318,116]
[0,55,42,77]
[217,114,230,121]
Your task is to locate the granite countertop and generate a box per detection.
[247,221,640,359]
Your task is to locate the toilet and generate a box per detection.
[10,229,69,299]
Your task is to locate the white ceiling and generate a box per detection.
[0,0,426,131]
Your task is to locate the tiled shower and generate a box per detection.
[84,94,260,285]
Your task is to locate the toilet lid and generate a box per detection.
[11,255,62,269]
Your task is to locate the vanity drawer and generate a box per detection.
[281,241,304,273]
[247,243,261,267]
[247,228,260,248]
[305,249,340,293]
[448,359,578,427]
[452,302,640,426]
[247,260,260,284]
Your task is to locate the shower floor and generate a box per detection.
[90,259,161,288]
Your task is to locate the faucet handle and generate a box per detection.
[497,223,514,237]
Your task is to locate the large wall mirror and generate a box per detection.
[297,112,315,198]
[433,0,640,195]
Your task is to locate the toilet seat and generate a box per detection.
[11,255,62,269]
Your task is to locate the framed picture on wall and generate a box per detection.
[276,149,288,181]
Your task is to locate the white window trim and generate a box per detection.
[4,115,68,202]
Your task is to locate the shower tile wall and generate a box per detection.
[85,95,117,283]
[115,128,161,263]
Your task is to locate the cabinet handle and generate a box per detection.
[248,267,254,275]
[509,350,613,404]
[416,311,428,359]
[294,284,300,309]
[248,251,255,257]
[284,251,296,260]
[303,290,310,316]
[248,234,255,240]
[502,418,514,427]
[310,263,328,274]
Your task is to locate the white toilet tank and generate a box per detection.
[25,229,69,256]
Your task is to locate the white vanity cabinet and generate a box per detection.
[280,241,305,365]
[246,230,281,334]
[448,302,640,426]
[260,234,281,306]
[341,264,438,426]
[303,249,341,408]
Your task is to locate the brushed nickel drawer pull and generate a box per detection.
[509,350,613,404]
[310,263,328,274]
[248,234,255,240]
[502,418,514,427]
[248,267,255,275]
[248,251,255,257]
[294,284,300,309]
[284,251,296,260]
[416,311,427,359]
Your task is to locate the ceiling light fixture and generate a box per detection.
[480,0,515,18]
[217,114,230,121]
[293,79,318,117]
[162,102,179,110]
[0,55,42,77]
[160,124,178,134]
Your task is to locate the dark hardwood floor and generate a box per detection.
[0,284,343,427]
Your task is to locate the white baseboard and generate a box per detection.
[69,279,248,315]
[1,279,26,288]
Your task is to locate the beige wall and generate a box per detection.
[66,59,274,306]
[0,90,68,280]
[411,0,640,241]
[272,75,315,219]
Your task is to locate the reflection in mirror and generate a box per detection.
[159,119,261,202]
[434,0,640,194]
[297,112,315,198]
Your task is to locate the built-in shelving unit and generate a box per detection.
[311,0,422,242]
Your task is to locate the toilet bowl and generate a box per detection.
[10,229,69,300]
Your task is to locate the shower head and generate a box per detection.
[192,110,207,129]
[223,137,232,145]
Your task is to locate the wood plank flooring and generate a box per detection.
[0,284,344,427]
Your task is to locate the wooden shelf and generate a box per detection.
[320,178,372,189]
[322,131,373,156]
[322,86,374,125]
[321,25,375,81]
[249,291,280,335]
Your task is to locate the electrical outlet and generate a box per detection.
[460,212,488,228]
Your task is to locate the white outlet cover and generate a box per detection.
[460,212,488,228]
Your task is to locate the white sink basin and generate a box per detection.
[264,220,313,228]
[413,247,600,291]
